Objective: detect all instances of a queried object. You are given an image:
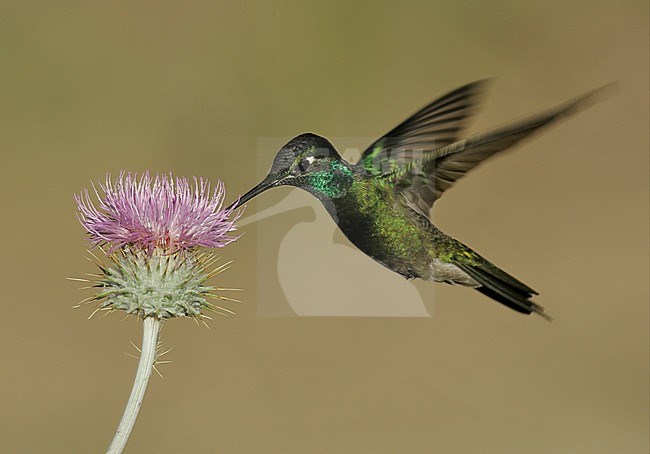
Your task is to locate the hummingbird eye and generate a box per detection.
[298,156,314,172]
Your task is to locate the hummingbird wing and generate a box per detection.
[357,80,489,176]
[388,85,612,217]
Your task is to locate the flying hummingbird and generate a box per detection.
[231,81,609,320]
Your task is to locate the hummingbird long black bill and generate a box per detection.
[227,177,275,211]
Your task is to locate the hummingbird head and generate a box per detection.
[233,133,356,208]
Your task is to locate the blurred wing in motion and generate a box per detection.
[389,84,613,217]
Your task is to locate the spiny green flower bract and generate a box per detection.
[75,172,240,320]
[89,248,234,319]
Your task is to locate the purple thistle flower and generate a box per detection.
[76,172,240,253]
[74,172,241,452]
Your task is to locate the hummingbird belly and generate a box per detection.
[330,180,475,283]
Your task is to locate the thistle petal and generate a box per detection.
[75,172,241,253]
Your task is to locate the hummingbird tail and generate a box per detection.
[455,262,552,321]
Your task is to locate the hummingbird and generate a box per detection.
[231,81,609,320]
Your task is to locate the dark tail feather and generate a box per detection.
[455,263,552,321]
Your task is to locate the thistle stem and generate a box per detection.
[107,316,161,454]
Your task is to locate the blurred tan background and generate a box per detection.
[1,2,648,453]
